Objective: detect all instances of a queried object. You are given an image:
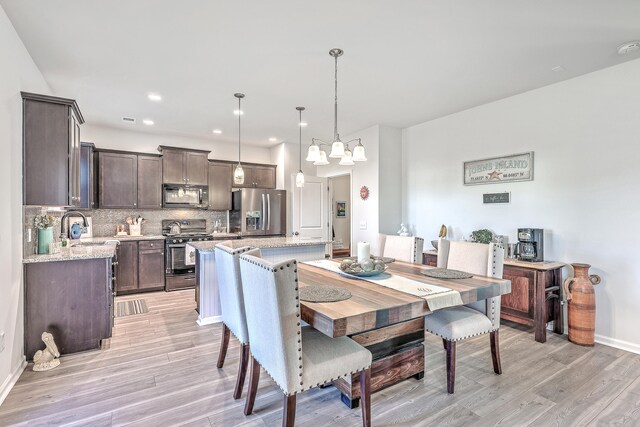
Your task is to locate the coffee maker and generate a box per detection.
[516,228,544,262]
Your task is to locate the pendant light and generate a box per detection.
[295,107,305,188]
[233,93,245,185]
[307,48,366,166]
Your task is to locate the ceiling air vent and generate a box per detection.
[121,116,137,124]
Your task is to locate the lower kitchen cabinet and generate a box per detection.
[24,257,113,360]
[116,239,165,294]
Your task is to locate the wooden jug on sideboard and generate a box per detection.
[564,263,601,346]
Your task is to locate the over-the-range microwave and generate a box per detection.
[162,184,209,209]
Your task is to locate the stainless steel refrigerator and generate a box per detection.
[230,189,286,236]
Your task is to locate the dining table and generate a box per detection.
[298,259,512,408]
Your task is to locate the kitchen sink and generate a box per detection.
[71,242,108,247]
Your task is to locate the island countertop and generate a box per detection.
[188,236,331,253]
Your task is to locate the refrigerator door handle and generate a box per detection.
[261,193,266,231]
[267,194,271,231]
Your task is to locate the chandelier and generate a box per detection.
[306,48,366,166]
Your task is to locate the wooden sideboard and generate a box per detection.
[423,250,565,343]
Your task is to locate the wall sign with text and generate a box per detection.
[483,192,511,204]
[463,152,534,185]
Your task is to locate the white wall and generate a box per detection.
[403,59,640,353]
[0,6,51,403]
[83,124,272,164]
[331,174,351,248]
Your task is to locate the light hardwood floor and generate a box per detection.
[1,290,639,426]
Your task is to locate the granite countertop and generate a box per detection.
[22,235,165,264]
[23,243,117,264]
[188,236,331,253]
[423,249,565,271]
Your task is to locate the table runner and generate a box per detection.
[303,260,464,311]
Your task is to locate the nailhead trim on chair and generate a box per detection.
[413,237,424,264]
[241,255,371,396]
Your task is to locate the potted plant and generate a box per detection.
[471,229,494,244]
[34,214,60,254]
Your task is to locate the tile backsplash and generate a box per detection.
[24,207,228,256]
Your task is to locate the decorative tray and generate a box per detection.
[338,258,389,277]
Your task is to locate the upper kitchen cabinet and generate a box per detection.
[208,161,233,210]
[96,150,163,209]
[97,151,138,208]
[230,163,277,189]
[22,92,84,207]
[137,155,163,209]
[78,142,95,210]
[158,146,210,185]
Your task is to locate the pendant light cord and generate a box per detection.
[299,108,302,170]
[238,96,241,164]
[333,53,338,141]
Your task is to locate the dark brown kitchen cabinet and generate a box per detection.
[96,151,162,209]
[115,240,165,294]
[252,165,276,188]
[24,257,112,360]
[98,152,138,208]
[159,146,210,185]
[228,162,277,189]
[22,92,84,207]
[138,241,165,290]
[137,155,163,209]
[208,161,233,210]
[78,142,95,209]
[116,241,138,292]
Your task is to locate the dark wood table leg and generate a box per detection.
[553,269,564,335]
[534,271,547,343]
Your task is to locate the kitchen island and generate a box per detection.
[187,237,331,325]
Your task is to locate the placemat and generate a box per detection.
[420,268,473,279]
[299,285,352,303]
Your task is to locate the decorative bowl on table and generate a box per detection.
[339,258,388,277]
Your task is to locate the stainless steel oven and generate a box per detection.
[162,184,209,209]
[162,219,213,291]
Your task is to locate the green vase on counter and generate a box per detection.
[37,227,54,254]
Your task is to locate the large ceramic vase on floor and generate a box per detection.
[564,263,601,346]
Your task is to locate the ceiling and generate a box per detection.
[2,0,640,147]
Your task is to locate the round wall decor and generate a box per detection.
[360,185,370,201]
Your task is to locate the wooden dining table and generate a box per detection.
[298,260,512,408]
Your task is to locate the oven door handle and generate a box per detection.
[167,244,187,248]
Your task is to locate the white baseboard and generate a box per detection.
[0,357,27,406]
[197,315,222,326]
[595,334,640,355]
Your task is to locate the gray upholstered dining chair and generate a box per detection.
[378,234,424,264]
[424,239,505,394]
[214,241,262,400]
[239,254,373,427]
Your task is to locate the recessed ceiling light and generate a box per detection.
[618,41,640,55]
[551,65,565,72]
[142,119,154,126]
[233,110,244,115]
[269,137,277,142]
[299,122,308,127]
[213,129,222,134]
[148,93,162,101]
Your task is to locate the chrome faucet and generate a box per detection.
[60,211,89,239]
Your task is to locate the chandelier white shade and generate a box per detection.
[233,93,245,185]
[352,142,367,162]
[306,143,320,162]
[339,149,355,166]
[314,150,329,165]
[307,48,366,167]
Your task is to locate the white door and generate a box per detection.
[292,175,329,240]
